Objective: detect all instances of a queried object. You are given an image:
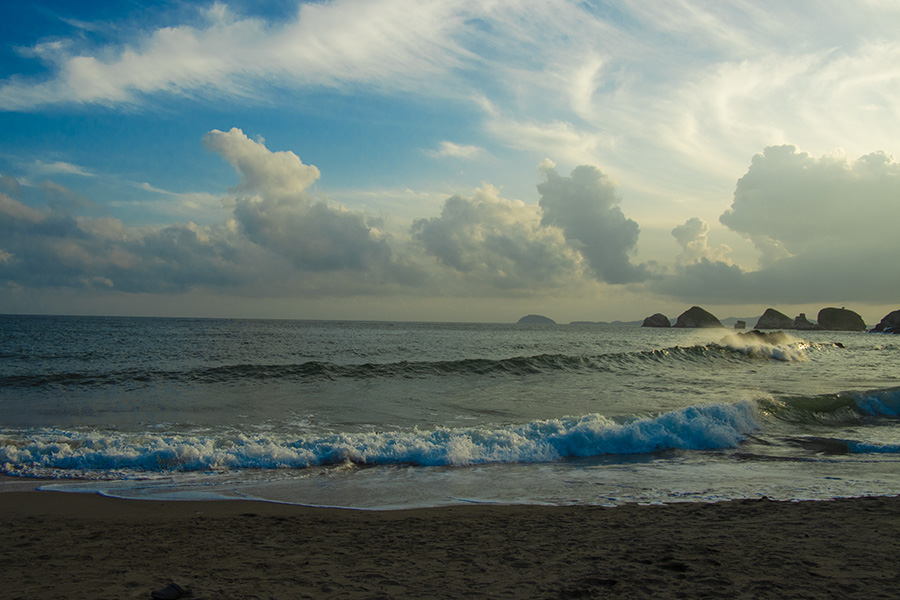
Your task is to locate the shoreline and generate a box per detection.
[3,491,900,599]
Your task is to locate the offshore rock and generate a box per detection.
[517,314,556,325]
[642,313,671,328]
[673,306,723,328]
[870,310,900,334]
[755,308,794,330]
[794,313,821,330]
[734,320,747,329]
[817,307,866,331]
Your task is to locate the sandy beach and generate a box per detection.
[2,491,900,599]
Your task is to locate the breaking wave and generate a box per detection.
[5,385,899,479]
[1,402,759,479]
[759,387,900,424]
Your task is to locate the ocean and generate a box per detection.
[2,314,899,509]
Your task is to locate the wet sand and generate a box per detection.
[2,491,900,599]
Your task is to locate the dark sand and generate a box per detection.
[3,491,900,599]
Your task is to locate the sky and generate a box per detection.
[1,0,899,324]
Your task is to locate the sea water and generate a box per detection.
[1,314,899,508]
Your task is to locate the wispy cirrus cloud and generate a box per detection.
[5,0,899,184]
[30,160,94,177]
[0,0,477,110]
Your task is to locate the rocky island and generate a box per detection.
[641,306,882,332]
[641,313,671,328]
[754,308,794,330]
[794,313,820,330]
[517,314,556,325]
[870,310,900,334]
[817,307,866,331]
[553,306,899,333]
[672,306,724,328]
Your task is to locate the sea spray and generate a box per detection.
[717,330,811,362]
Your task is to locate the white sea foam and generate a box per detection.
[0,402,760,478]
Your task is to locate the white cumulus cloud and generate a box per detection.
[411,184,582,290]
[655,145,900,303]
[671,217,731,266]
[203,127,414,278]
[537,161,647,284]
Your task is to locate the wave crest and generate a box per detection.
[1,340,817,390]
[717,330,811,362]
[759,387,900,424]
[1,402,759,478]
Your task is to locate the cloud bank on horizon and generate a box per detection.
[0,0,899,321]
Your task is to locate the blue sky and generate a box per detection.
[1,0,899,323]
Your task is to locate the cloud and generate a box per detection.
[411,159,652,290]
[721,145,897,260]
[126,183,229,224]
[479,4,900,207]
[0,126,423,296]
[411,184,582,290]
[0,1,473,110]
[426,141,485,160]
[483,110,605,164]
[410,158,664,291]
[6,0,900,217]
[671,217,731,266]
[203,128,370,270]
[5,120,899,316]
[0,5,261,109]
[203,127,321,201]
[0,184,252,292]
[655,145,900,303]
[0,189,43,223]
[537,160,647,284]
[39,181,96,211]
[203,127,417,280]
[0,175,21,196]
[31,160,95,177]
